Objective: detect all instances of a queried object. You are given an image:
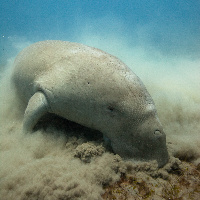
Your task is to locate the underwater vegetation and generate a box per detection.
[102,160,200,199]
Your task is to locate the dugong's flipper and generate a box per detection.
[23,92,49,133]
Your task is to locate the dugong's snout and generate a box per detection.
[139,129,169,168]
[110,128,169,168]
[133,119,169,167]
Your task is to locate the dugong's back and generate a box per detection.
[12,40,136,103]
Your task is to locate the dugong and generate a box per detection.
[12,40,168,167]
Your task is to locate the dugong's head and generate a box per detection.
[104,101,168,167]
[99,72,169,168]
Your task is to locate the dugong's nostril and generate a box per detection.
[154,130,162,136]
[107,105,114,112]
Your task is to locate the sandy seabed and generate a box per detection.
[0,58,200,200]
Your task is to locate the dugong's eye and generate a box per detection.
[106,104,118,117]
[154,130,162,136]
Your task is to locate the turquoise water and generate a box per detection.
[1,0,200,65]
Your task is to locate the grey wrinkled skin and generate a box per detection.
[11,40,168,167]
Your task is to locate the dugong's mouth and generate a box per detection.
[142,144,169,168]
[141,144,169,167]
[110,138,169,168]
[156,148,169,167]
